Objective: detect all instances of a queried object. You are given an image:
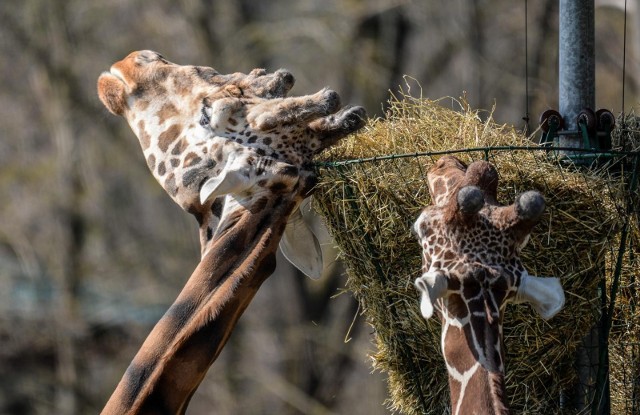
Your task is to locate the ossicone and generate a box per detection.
[457,185,484,215]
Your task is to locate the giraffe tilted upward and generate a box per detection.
[413,155,565,415]
[97,50,366,414]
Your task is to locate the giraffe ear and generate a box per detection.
[199,154,253,204]
[515,272,565,320]
[279,207,323,279]
[414,271,448,319]
[200,170,251,204]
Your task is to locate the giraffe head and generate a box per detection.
[97,50,366,278]
[413,155,564,414]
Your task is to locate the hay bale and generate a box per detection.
[313,93,639,414]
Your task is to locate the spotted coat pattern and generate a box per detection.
[97,50,366,415]
[98,50,366,255]
[413,156,560,415]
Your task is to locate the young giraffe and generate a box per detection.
[97,50,366,414]
[413,155,565,415]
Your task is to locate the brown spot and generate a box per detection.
[448,277,461,290]
[186,204,204,225]
[172,73,191,95]
[191,93,208,114]
[228,117,238,126]
[210,198,223,217]
[171,138,188,155]
[463,280,482,302]
[137,120,151,149]
[156,103,178,124]
[453,263,466,275]
[146,154,156,171]
[183,153,202,168]
[158,124,182,152]
[442,323,477,368]
[158,161,166,176]
[491,277,508,293]
[170,158,180,168]
[165,173,178,196]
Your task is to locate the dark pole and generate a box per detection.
[558,0,595,148]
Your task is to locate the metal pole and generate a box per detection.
[559,0,595,148]
[559,2,611,414]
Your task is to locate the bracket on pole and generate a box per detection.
[538,107,616,163]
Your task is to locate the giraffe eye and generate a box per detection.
[200,106,211,128]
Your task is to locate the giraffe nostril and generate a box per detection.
[200,106,211,127]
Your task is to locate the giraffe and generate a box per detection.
[413,155,565,415]
[97,50,366,414]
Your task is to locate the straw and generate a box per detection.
[313,92,639,414]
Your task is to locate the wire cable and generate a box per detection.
[621,0,628,149]
[523,0,530,135]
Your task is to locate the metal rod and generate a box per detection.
[316,146,638,168]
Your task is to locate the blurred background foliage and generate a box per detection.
[0,0,637,414]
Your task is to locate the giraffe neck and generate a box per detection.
[440,298,509,415]
[101,193,297,415]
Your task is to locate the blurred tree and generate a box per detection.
[3,1,86,412]
[0,1,637,414]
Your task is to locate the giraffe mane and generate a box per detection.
[487,371,509,415]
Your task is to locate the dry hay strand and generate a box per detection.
[613,109,640,151]
[608,214,640,414]
[313,92,638,414]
